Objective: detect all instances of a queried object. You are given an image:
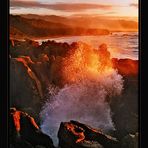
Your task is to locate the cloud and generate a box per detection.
[130,3,138,8]
[10,0,114,12]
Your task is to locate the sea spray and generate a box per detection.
[39,42,124,145]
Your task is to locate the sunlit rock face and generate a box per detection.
[112,58,138,76]
[10,108,55,148]
[58,120,119,148]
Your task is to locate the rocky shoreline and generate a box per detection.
[10,108,138,148]
[10,39,138,148]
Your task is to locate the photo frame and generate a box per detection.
[0,0,144,148]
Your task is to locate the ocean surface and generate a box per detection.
[37,32,138,60]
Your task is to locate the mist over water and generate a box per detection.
[39,43,124,145]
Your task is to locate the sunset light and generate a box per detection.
[10,0,138,19]
[9,0,139,147]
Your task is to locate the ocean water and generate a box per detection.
[37,32,138,60]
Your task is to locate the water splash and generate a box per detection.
[40,42,123,145]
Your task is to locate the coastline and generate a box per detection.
[10,30,138,41]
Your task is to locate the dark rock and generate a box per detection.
[58,120,119,148]
[10,57,42,118]
[80,141,103,148]
[11,139,34,148]
[109,58,138,139]
[10,108,55,148]
[120,133,138,148]
[35,146,46,148]
[110,74,138,139]
[10,39,39,61]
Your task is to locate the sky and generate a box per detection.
[10,0,138,19]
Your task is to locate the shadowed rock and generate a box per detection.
[10,57,42,120]
[120,133,138,148]
[10,108,55,148]
[109,64,138,139]
[58,120,119,148]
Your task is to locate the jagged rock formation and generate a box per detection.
[10,108,138,148]
[10,40,70,118]
[58,120,119,148]
[10,108,55,148]
[10,57,42,121]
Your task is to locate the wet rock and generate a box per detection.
[58,120,119,148]
[10,108,55,148]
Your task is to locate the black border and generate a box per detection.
[140,0,148,147]
[0,0,146,147]
[0,0,9,147]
